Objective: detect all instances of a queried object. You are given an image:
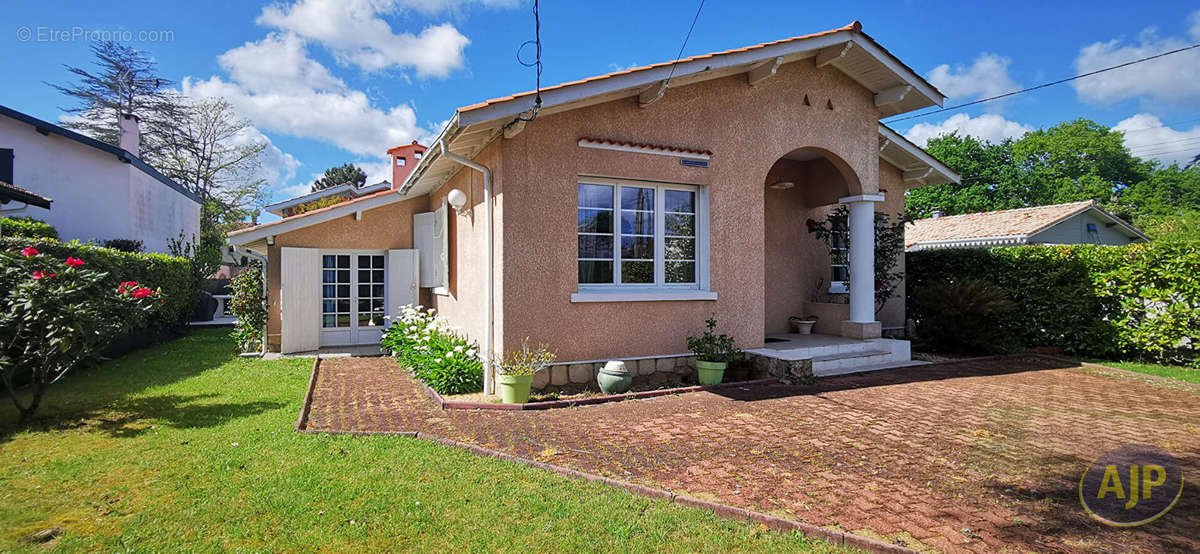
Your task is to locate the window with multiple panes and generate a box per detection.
[357,255,386,326]
[578,179,703,289]
[322,254,351,327]
[829,214,849,290]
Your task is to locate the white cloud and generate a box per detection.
[1114,113,1200,166]
[903,113,1034,147]
[217,33,344,94]
[608,62,641,72]
[236,126,303,194]
[399,0,519,15]
[925,53,1018,110]
[183,31,441,157]
[256,0,471,77]
[1072,11,1200,106]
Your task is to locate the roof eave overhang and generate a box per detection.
[906,235,1030,252]
[878,124,961,187]
[227,191,407,247]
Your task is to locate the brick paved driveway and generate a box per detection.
[303,356,1200,553]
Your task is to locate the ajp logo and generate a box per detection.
[1079,444,1183,527]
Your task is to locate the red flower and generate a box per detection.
[64,257,85,267]
[117,281,139,293]
[132,287,154,298]
[20,247,39,257]
[32,271,46,279]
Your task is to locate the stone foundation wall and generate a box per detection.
[532,356,697,392]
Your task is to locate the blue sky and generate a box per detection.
[4,0,1200,214]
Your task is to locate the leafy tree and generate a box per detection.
[1011,119,1152,207]
[807,207,911,312]
[49,40,177,159]
[312,164,367,192]
[906,134,1021,217]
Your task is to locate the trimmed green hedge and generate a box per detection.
[0,237,194,327]
[1,217,58,240]
[907,243,1200,365]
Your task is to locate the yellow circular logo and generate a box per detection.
[1079,444,1183,527]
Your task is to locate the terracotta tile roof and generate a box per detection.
[458,22,865,113]
[579,137,713,157]
[0,180,52,209]
[905,201,1097,247]
[228,190,396,237]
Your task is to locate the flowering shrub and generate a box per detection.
[380,305,482,394]
[229,262,266,352]
[496,339,555,377]
[0,246,164,421]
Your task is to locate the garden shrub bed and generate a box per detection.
[1,237,194,326]
[0,216,58,239]
[907,242,1200,365]
[431,374,779,411]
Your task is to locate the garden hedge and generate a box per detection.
[1,217,58,239]
[907,243,1200,365]
[1,237,195,327]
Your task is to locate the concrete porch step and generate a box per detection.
[814,359,929,378]
[810,349,892,362]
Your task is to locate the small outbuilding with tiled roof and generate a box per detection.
[905,200,1149,251]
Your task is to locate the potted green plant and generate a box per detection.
[495,339,555,404]
[686,316,741,385]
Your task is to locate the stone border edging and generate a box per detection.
[294,421,916,554]
[295,357,321,431]
[418,377,782,411]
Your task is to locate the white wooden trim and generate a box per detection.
[571,290,717,303]
[578,138,711,160]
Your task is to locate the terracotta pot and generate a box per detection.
[789,317,818,334]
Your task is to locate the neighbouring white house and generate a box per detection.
[905,200,1150,251]
[0,104,201,254]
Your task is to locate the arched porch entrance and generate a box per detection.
[761,147,882,339]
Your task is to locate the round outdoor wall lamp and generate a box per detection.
[447,188,471,216]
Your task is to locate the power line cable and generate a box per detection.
[664,0,707,87]
[505,0,543,130]
[884,43,1200,124]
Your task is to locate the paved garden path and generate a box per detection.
[303,356,1200,553]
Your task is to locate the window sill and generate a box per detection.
[828,282,848,294]
[431,286,451,296]
[570,290,718,303]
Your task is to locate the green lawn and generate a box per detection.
[1085,359,1200,385]
[0,329,842,552]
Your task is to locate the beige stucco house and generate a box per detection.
[229,21,959,390]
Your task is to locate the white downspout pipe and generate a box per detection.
[438,142,495,395]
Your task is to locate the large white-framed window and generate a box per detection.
[575,177,713,302]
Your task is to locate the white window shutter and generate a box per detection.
[413,212,436,287]
[434,201,449,288]
[387,249,420,319]
[279,247,320,354]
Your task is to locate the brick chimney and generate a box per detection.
[118,113,140,155]
[386,140,427,191]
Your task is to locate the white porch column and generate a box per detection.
[839,194,885,339]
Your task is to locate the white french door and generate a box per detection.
[319,252,387,346]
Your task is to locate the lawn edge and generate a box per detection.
[1034,354,1200,390]
[295,357,321,431]
[295,424,915,553]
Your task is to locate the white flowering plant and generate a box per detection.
[380,304,482,394]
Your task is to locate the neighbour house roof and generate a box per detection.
[0,180,52,209]
[264,180,392,217]
[905,201,1150,250]
[0,105,201,204]
[229,22,959,249]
